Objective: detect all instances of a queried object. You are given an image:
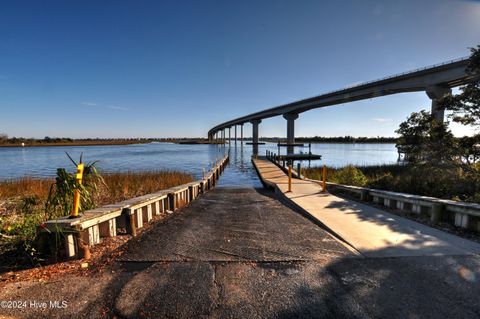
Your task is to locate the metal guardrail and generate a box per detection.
[316,56,469,96]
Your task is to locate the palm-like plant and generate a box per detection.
[45,153,104,219]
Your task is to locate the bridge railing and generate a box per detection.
[37,155,230,259]
[319,56,469,97]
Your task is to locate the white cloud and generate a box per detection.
[81,102,129,111]
[106,105,128,111]
[372,118,392,123]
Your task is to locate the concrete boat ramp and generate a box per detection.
[252,158,480,258]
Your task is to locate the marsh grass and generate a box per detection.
[98,171,195,203]
[303,164,410,183]
[0,170,194,269]
[303,163,480,203]
[0,178,53,199]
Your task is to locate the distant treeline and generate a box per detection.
[0,135,214,147]
[297,136,398,143]
[0,136,155,147]
[259,136,398,143]
[0,134,399,146]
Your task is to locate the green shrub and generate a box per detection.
[367,172,396,191]
[332,165,368,187]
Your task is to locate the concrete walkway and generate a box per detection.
[253,158,480,258]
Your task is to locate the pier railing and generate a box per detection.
[264,151,480,233]
[37,155,229,259]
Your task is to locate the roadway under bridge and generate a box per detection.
[208,57,479,154]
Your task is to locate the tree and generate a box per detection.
[0,133,7,142]
[397,45,480,165]
[441,45,480,126]
[395,111,457,164]
[457,134,480,165]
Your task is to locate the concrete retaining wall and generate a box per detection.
[328,183,480,232]
[38,155,229,259]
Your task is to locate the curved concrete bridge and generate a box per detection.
[208,57,479,152]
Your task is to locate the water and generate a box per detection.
[0,142,398,187]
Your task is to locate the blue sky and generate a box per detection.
[0,0,479,138]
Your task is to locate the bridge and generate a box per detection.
[208,57,478,154]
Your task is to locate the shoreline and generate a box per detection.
[0,140,398,148]
[0,139,225,148]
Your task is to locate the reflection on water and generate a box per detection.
[0,142,398,187]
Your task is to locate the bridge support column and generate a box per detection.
[234,125,237,144]
[250,119,261,156]
[228,127,231,145]
[240,124,243,143]
[251,119,261,144]
[283,113,299,155]
[426,85,451,123]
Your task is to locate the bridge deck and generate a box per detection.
[252,158,480,258]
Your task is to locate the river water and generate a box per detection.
[0,142,398,187]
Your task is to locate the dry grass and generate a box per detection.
[0,171,194,204]
[97,171,194,204]
[0,178,53,200]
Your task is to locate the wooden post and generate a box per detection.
[360,189,369,201]
[168,193,175,210]
[70,163,84,218]
[188,186,194,202]
[126,209,137,236]
[135,208,143,228]
[288,164,292,192]
[99,219,116,237]
[322,165,327,193]
[65,234,76,258]
[76,236,91,259]
[431,203,444,224]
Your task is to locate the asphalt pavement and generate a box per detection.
[1,188,479,319]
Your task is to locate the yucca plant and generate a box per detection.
[44,153,104,219]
